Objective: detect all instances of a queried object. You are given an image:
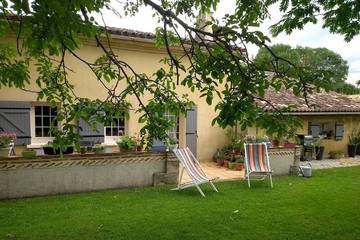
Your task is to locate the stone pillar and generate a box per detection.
[153,152,179,186]
[290,147,301,175]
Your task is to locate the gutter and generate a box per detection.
[284,112,360,116]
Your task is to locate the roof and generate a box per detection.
[107,27,157,40]
[260,89,360,114]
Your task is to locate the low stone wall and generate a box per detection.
[0,152,178,199]
[268,147,301,175]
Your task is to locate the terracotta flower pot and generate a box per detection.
[217,159,224,166]
[136,145,143,152]
[223,160,230,168]
[272,140,280,147]
[235,163,244,171]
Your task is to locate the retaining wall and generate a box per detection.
[268,147,301,175]
[0,152,178,199]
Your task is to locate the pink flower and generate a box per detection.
[0,132,16,147]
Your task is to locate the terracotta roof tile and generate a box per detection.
[260,89,360,113]
[107,27,156,39]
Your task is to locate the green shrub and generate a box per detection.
[329,150,344,159]
[92,144,104,154]
[22,150,36,158]
[117,136,136,150]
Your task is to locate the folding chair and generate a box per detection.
[172,146,218,197]
[244,143,273,188]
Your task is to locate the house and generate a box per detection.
[1,26,359,160]
[0,27,229,161]
[254,89,360,157]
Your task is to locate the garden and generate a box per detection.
[0,166,359,240]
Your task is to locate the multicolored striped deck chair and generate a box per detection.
[172,146,218,197]
[244,143,273,188]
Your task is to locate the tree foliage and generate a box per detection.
[0,0,359,150]
[254,44,359,94]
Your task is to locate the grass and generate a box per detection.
[1,166,360,240]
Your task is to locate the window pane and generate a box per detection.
[51,117,58,127]
[119,128,124,136]
[35,128,42,137]
[50,107,57,116]
[35,117,42,126]
[43,117,50,126]
[106,127,111,136]
[43,128,50,137]
[118,118,125,127]
[113,118,119,126]
[43,106,50,115]
[35,106,42,115]
[112,128,119,136]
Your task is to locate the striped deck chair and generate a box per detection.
[172,147,218,197]
[244,143,273,188]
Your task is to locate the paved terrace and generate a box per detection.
[300,156,360,169]
[182,156,360,183]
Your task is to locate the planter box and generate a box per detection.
[268,147,300,175]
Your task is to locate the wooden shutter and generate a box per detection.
[335,123,344,140]
[0,101,31,145]
[308,122,320,137]
[78,118,104,144]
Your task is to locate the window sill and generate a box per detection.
[26,143,48,149]
[102,142,118,147]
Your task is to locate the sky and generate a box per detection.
[99,1,360,85]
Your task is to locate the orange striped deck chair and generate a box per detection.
[172,146,218,197]
[244,143,273,188]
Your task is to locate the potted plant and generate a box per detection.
[0,132,16,158]
[116,135,136,152]
[235,158,244,171]
[228,162,237,170]
[221,145,234,168]
[92,144,104,154]
[213,149,221,162]
[22,149,37,158]
[313,138,325,160]
[134,133,144,152]
[329,150,344,159]
[353,128,360,155]
[348,129,357,158]
[216,151,225,166]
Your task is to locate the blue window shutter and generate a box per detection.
[78,118,104,144]
[308,122,320,137]
[335,123,344,140]
[0,101,31,145]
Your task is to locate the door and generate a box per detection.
[186,106,197,157]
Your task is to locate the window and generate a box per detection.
[165,111,179,142]
[105,115,125,137]
[309,121,339,140]
[34,106,58,137]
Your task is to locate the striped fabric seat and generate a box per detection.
[244,143,273,188]
[245,143,269,172]
[173,147,218,197]
[175,148,208,184]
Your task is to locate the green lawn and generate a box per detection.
[1,167,360,240]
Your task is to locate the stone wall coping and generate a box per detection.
[0,151,175,164]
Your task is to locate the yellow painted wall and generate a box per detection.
[250,115,360,157]
[0,35,229,161]
[297,115,360,157]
